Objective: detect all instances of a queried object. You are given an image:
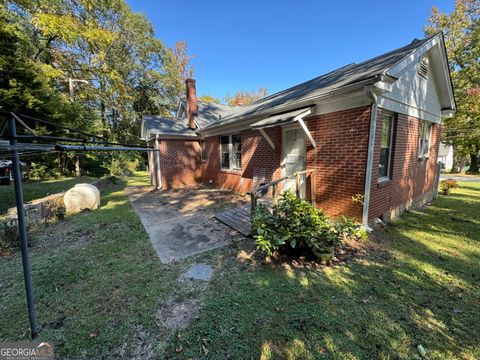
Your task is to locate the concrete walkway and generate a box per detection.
[440,174,480,182]
[126,186,247,263]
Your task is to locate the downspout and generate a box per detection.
[362,85,378,229]
[154,134,162,190]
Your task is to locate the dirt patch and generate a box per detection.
[155,296,201,332]
[235,232,392,271]
[27,220,110,254]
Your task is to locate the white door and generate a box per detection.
[283,127,306,198]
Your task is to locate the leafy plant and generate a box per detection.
[252,191,367,258]
[440,179,459,195]
[252,191,327,256]
[336,216,368,241]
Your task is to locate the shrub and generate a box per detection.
[252,191,367,257]
[252,191,328,256]
[440,179,459,195]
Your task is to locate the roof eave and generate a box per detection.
[200,76,382,134]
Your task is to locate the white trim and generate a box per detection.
[418,120,432,159]
[219,133,241,171]
[259,128,275,150]
[154,135,162,190]
[296,114,316,148]
[377,96,442,124]
[200,77,381,135]
[362,97,378,227]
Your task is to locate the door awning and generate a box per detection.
[249,106,313,130]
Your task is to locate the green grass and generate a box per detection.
[0,176,95,214]
[1,178,478,359]
[167,183,480,360]
[0,172,180,357]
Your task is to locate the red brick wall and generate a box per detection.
[153,105,440,224]
[202,127,283,194]
[368,108,440,220]
[306,106,371,220]
[156,139,202,189]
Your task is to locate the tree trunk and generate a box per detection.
[75,155,81,177]
[451,144,458,173]
[469,152,479,173]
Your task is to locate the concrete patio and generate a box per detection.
[126,186,248,263]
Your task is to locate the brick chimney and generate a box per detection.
[185,78,197,129]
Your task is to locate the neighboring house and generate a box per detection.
[141,33,455,226]
[438,143,454,172]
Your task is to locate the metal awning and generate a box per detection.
[249,107,313,130]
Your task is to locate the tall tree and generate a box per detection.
[425,0,480,172]
[3,0,194,177]
[224,86,267,106]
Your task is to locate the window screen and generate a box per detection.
[379,114,393,179]
[220,135,230,169]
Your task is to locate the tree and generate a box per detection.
[224,86,267,106]
[425,0,480,172]
[2,0,195,177]
[197,94,220,103]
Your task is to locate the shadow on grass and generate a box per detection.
[0,173,181,357]
[166,191,480,359]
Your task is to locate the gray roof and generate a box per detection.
[250,107,313,130]
[144,35,439,137]
[143,101,238,138]
[195,101,239,129]
[143,115,197,138]
[204,35,435,130]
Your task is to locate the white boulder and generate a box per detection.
[64,183,100,214]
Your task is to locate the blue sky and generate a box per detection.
[127,0,454,100]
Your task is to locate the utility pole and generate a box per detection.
[68,78,89,177]
[8,116,38,338]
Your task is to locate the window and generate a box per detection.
[379,114,394,180]
[231,134,241,170]
[200,141,207,161]
[220,134,242,170]
[220,135,230,169]
[418,121,432,159]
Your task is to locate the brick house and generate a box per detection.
[141,33,455,226]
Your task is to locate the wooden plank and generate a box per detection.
[229,207,251,221]
[215,209,251,236]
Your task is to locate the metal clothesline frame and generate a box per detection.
[2,112,159,339]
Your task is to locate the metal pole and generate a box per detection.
[154,135,162,190]
[8,116,38,338]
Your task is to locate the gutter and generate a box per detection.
[154,134,162,190]
[362,85,378,229]
[361,78,395,228]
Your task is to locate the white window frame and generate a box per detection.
[378,113,394,182]
[219,133,241,171]
[418,121,432,159]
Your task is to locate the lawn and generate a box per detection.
[168,182,480,359]
[0,176,95,214]
[0,177,478,359]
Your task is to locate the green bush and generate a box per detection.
[252,190,367,257]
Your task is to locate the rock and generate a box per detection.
[64,183,100,215]
[181,263,213,282]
